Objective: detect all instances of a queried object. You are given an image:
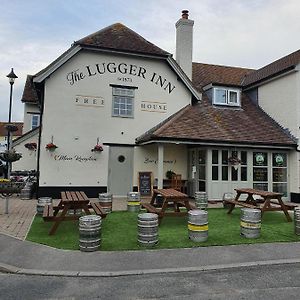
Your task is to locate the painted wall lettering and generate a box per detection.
[143,157,176,164]
[54,154,97,162]
[75,95,104,107]
[141,101,167,113]
[66,62,176,94]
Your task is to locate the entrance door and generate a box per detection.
[108,146,134,197]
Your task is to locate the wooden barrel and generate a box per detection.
[98,193,113,213]
[240,208,261,239]
[36,197,53,215]
[294,207,300,235]
[127,192,141,212]
[195,192,208,210]
[188,209,208,242]
[79,215,101,252]
[138,213,158,246]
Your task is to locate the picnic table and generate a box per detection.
[225,188,296,222]
[43,191,106,235]
[141,188,194,224]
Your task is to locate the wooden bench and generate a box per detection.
[43,204,54,221]
[142,203,161,214]
[224,199,257,209]
[89,202,107,219]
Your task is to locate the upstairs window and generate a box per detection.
[112,87,135,118]
[213,88,240,107]
[31,115,40,129]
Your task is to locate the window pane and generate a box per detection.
[212,166,218,180]
[241,151,247,165]
[229,91,238,103]
[222,166,228,181]
[222,150,228,164]
[273,168,287,182]
[253,183,268,191]
[215,89,226,104]
[253,152,268,166]
[241,167,247,181]
[272,153,287,167]
[198,150,206,164]
[273,183,287,197]
[231,167,238,181]
[212,150,218,164]
[253,167,268,181]
[199,166,205,180]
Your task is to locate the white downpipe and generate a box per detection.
[157,144,164,189]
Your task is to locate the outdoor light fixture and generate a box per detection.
[5,68,18,178]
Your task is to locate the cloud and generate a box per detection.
[0,0,299,122]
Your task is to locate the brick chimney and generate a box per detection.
[175,10,194,79]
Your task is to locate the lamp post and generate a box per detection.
[5,68,18,179]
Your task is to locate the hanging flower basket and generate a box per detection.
[0,149,22,162]
[228,156,241,170]
[5,123,19,132]
[45,143,58,151]
[91,144,103,152]
[0,180,25,194]
[25,142,37,150]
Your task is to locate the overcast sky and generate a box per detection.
[0,0,299,122]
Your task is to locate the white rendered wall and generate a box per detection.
[258,70,300,193]
[133,144,188,186]
[39,51,192,187]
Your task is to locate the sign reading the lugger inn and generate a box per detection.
[66,62,176,94]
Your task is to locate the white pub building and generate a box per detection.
[14,11,300,201]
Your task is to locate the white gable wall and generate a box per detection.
[39,51,192,187]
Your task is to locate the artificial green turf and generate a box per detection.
[26,208,300,251]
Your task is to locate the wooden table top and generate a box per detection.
[235,188,283,197]
[153,188,188,198]
[61,191,90,203]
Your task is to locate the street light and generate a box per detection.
[5,68,18,179]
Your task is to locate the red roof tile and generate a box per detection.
[21,75,39,103]
[136,94,296,147]
[192,63,254,91]
[243,49,300,87]
[0,122,23,137]
[75,23,170,57]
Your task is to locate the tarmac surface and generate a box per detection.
[0,196,300,277]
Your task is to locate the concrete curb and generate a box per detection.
[1,258,300,277]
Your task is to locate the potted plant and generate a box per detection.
[91,144,103,152]
[24,142,37,150]
[45,142,58,151]
[228,156,242,170]
[0,149,22,162]
[166,170,176,179]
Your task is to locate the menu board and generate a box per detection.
[138,172,153,196]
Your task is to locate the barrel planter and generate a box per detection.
[294,207,300,235]
[195,192,208,210]
[36,197,53,215]
[127,192,141,212]
[138,213,158,246]
[20,187,31,200]
[188,209,208,242]
[240,208,261,239]
[79,215,101,252]
[98,193,113,213]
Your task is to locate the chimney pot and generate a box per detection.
[182,10,189,19]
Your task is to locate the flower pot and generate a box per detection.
[0,150,22,162]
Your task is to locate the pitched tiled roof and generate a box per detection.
[21,75,39,103]
[0,122,23,137]
[243,49,300,87]
[136,94,296,147]
[75,23,170,57]
[192,63,254,91]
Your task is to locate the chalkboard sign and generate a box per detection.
[138,172,153,196]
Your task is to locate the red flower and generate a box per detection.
[46,143,58,150]
[91,144,103,152]
[24,142,37,150]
